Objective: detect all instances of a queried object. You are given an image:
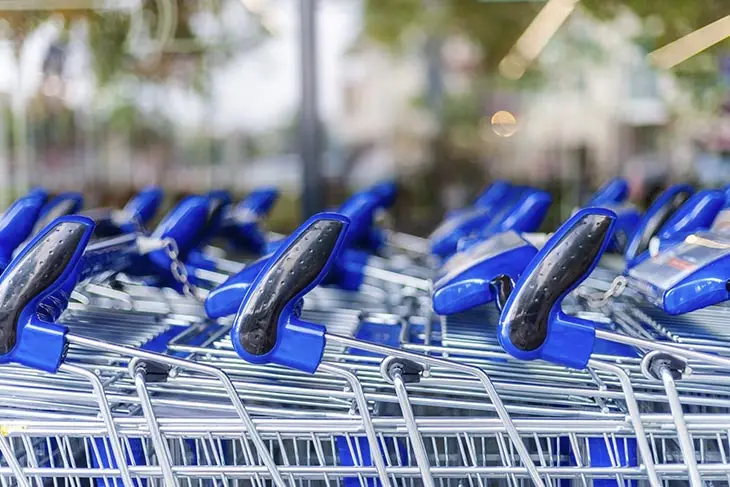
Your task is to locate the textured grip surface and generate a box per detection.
[503,214,612,351]
[236,219,345,356]
[0,221,87,354]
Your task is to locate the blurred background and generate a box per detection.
[0,0,728,234]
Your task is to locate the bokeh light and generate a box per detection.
[490,110,518,137]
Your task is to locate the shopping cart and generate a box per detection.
[494,206,730,486]
[5,181,728,487]
[431,181,718,317]
[201,180,554,324]
[0,209,594,486]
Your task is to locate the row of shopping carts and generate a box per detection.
[0,179,729,486]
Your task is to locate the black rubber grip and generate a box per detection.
[0,221,87,354]
[236,219,345,355]
[633,190,690,257]
[504,214,612,351]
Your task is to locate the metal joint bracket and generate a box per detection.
[641,350,690,381]
[380,356,424,385]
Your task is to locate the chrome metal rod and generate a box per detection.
[660,366,702,487]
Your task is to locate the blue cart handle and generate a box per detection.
[657,189,725,241]
[223,188,280,254]
[490,190,551,235]
[473,180,512,208]
[0,215,95,372]
[624,184,693,266]
[26,187,49,203]
[370,180,398,208]
[586,178,629,206]
[33,192,84,234]
[230,212,350,373]
[88,187,165,236]
[498,207,616,369]
[0,194,47,271]
[203,190,233,238]
[230,187,280,221]
[12,192,84,261]
[80,196,211,284]
[119,186,164,228]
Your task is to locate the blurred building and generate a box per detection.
[491,11,695,196]
[334,35,436,188]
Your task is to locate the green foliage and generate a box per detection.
[582,0,729,48]
[88,12,130,87]
[364,0,425,49]
[2,1,263,93]
[444,0,542,70]
[364,0,730,76]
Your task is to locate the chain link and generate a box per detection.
[121,211,202,302]
[162,237,202,302]
[577,275,627,309]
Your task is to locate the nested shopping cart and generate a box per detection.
[4,203,730,487]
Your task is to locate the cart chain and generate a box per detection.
[577,275,627,309]
[162,238,202,302]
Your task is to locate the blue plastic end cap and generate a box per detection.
[433,231,538,315]
[433,279,494,315]
[242,187,280,216]
[27,187,49,203]
[371,180,398,208]
[146,196,210,277]
[0,194,47,264]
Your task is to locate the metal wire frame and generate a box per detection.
[6,246,730,485]
[8,413,730,486]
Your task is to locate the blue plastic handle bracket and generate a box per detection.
[498,208,617,369]
[0,215,95,372]
[230,212,350,373]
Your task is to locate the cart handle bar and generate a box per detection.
[498,207,616,369]
[231,212,350,373]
